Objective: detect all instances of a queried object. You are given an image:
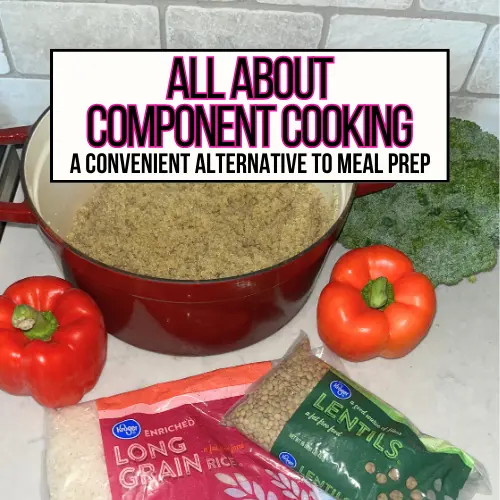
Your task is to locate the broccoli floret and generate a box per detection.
[339,118,499,287]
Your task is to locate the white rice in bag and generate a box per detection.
[44,357,337,500]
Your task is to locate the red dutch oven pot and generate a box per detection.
[0,108,394,356]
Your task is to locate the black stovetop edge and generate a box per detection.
[0,145,21,242]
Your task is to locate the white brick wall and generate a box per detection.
[325,16,486,91]
[421,0,498,17]
[166,7,323,49]
[467,24,499,94]
[0,0,498,134]
[0,78,49,128]
[0,2,160,75]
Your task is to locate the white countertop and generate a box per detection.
[0,187,498,500]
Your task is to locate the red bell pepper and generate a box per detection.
[0,276,107,408]
[317,245,436,362]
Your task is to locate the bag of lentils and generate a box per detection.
[223,334,491,500]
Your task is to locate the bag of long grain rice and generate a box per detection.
[44,357,337,500]
[223,335,491,500]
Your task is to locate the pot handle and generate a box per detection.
[0,126,30,145]
[0,128,36,224]
[355,183,395,197]
[0,201,36,224]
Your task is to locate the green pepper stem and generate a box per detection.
[361,276,395,310]
[12,305,58,341]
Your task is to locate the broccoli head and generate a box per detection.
[339,118,499,286]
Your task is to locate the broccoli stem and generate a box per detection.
[361,277,395,310]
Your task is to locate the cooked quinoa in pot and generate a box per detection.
[67,183,337,280]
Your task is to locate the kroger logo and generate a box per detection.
[279,451,297,469]
[330,380,352,400]
[112,419,142,440]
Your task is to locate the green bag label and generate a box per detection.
[271,369,471,500]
